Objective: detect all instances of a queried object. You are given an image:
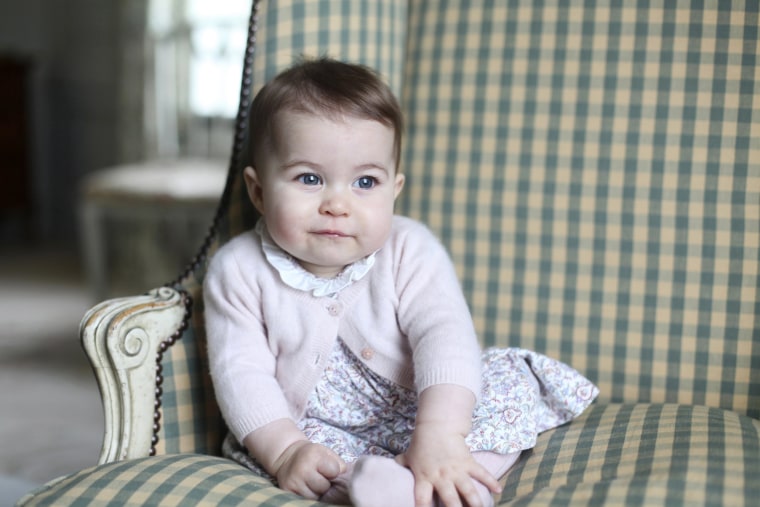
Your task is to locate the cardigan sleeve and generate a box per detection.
[391,218,483,400]
[203,235,294,442]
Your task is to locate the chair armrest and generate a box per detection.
[81,287,187,464]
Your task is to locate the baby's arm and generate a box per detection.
[243,418,346,499]
[396,384,502,507]
[203,242,345,499]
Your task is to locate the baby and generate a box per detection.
[204,57,598,507]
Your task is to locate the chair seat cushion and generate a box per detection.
[501,403,760,505]
[19,404,760,506]
[18,454,320,507]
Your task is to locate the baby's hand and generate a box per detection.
[396,422,501,507]
[272,441,347,499]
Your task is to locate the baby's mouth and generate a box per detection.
[313,229,350,238]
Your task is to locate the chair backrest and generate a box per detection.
[154,0,760,456]
[398,1,760,417]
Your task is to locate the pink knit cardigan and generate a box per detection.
[204,216,482,442]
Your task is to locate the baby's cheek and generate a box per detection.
[265,215,299,248]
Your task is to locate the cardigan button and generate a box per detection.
[361,347,374,360]
[327,302,342,316]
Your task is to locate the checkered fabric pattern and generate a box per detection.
[500,404,760,505]
[20,404,760,506]
[19,1,760,506]
[153,277,226,456]
[398,0,760,418]
[20,455,323,507]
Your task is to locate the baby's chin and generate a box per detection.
[296,261,349,279]
[297,256,371,280]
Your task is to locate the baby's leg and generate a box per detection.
[348,456,415,507]
[472,451,522,482]
[349,451,521,507]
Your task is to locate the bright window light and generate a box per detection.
[186,0,249,117]
[149,0,250,118]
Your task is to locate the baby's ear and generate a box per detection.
[243,166,265,213]
[393,172,406,199]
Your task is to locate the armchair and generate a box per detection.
[20,1,759,505]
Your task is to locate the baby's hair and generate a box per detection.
[248,56,403,170]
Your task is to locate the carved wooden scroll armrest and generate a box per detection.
[80,287,188,464]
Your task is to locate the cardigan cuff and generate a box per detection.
[415,366,482,404]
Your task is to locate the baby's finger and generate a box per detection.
[303,472,332,498]
[469,463,502,494]
[454,477,484,507]
[316,454,346,479]
[434,480,464,507]
[413,478,435,507]
[278,476,320,500]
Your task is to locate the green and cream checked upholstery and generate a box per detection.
[399,1,759,417]
[20,1,760,506]
[21,404,760,506]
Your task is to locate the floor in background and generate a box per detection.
[0,248,102,505]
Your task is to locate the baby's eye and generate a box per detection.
[297,173,322,186]
[354,176,377,189]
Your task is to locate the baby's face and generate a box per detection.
[245,111,404,278]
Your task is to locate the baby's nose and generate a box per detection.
[319,188,349,215]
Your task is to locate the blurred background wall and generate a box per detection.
[0,0,248,296]
[0,1,248,501]
[0,0,124,248]
[0,0,246,253]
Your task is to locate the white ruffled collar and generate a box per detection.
[254,219,376,297]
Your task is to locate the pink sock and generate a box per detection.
[348,456,415,507]
[348,452,521,507]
